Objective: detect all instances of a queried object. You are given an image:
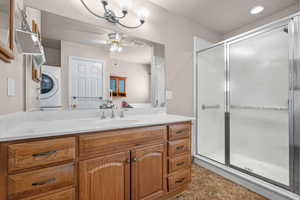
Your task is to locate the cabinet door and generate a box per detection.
[79,152,130,200]
[131,144,166,200]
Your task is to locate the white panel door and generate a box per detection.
[69,57,104,109]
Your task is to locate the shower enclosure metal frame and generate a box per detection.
[195,12,300,194]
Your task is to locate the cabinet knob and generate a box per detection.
[132,158,138,162]
[126,159,131,163]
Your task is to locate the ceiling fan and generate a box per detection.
[96,32,148,52]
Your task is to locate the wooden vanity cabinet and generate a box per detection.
[0,121,192,200]
[131,144,167,200]
[79,151,131,200]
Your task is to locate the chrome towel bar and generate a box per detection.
[201,104,220,110]
[230,105,288,111]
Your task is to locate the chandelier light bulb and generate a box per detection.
[137,8,149,21]
[120,0,132,11]
[80,0,148,29]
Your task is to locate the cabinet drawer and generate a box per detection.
[8,164,74,200]
[168,123,191,140]
[8,137,75,172]
[168,169,191,192]
[21,188,75,200]
[168,154,191,173]
[168,139,190,157]
[80,126,166,157]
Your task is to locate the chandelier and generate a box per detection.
[80,0,149,29]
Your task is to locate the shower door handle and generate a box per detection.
[201,104,220,110]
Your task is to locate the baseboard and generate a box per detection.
[193,155,300,200]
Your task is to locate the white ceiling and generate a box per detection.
[148,0,299,34]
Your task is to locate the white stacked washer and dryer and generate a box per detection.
[40,65,63,110]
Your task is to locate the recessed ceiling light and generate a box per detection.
[250,6,264,15]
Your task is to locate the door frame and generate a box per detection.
[68,56,106,109]
[195,14,300,193]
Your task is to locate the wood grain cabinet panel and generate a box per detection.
[168,123,191,140]
[79,152,130,200]
[131,144,167,200]
[79,126,166,157]
[8,163,74,200]
[167,169,191,192]
[21,188,75,200]
[168,139,190,157]
[8,137,75,172]
[168,154,191,173]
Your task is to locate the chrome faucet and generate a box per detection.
[100,99,115,119]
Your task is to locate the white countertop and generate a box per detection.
[0,114,194,142]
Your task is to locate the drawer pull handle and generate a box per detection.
[176,130,184,134]
[176,161,185,166]
[32,177,56,186]
[32,150,57,157]
[176,145,184,150]
[175,178,185,184]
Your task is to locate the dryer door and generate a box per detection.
[40,73,58,99]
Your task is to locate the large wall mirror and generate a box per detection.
[0,0,14,62]
[25,9,166,111]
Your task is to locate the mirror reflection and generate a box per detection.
[25,10,166,111]
[0,0,10,48]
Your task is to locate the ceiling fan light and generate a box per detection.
[110,43,117,52]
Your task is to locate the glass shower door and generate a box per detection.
[229,26,290,186]
[197,44,225,164]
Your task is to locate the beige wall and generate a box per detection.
[0,0,25,115]
[0,54,25,115]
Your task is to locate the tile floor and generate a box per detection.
[168,164,268,200]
